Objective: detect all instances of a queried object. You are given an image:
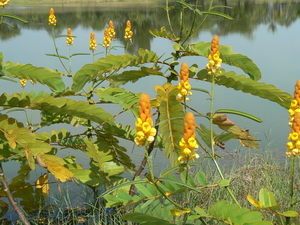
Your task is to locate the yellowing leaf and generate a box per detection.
[247,194,263,208]
[36,173,49,197]
[38,154,74,182]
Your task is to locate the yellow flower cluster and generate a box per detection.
[134,94,157,146]
[89,31,97,52]
[0,0,9,7]
[102,28,111,48]
[178,112,199,163]
[20,79,27,87]
[206,36,222,75]
[124,20,133,40]
[48,8,56,26]
[286,80,300,156]
[177,62,192,101]
[66,28,74,46]
[108,20,116,39]
[102,21,115,48]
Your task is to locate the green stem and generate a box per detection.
[68,45,72,75]
[208,73,240,206]
[289,155,296,209]
[210,74,215,158]
[145,150,186,210]
[51,27,70,74]
[166,0,176,39]
[0,7,4,25]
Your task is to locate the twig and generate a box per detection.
[0,164,31,225]
[129,112,160,196]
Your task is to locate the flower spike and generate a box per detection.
[124,20,133,43]
[89,31,97,52]
[48,8,57,26]
[177,62,192,101]
[206,36,222,75]
[286,80,300,156]
[66,28,74,46]
[178,112,199,163]
[134,94,156,146]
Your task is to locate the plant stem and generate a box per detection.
[129,112,160,196]
[0,163,31,225]
[166,0,176,39]
[289,155,296,209]
[0,7,4,25]
[210,74,215,158]
[68,45,72,75]
[208,73,240,206]
[51,27,70,74]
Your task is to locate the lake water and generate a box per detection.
[1,0,300,220]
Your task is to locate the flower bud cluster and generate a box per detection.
[20,79,27,87]
[124,20,133,40]
[102,21,115,48]
[66,28,74,46]
[178,112,199,163]
[48,8,57,26]
[206,36,222,75]
[134,94,157,146]
[102,28,111,48]
[287,80,300,156]
[108,21,116,39]
[89,31,97,52]
[0,0,9,7]
[177,63,192,101]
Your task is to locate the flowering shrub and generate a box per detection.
[0,1,298,224]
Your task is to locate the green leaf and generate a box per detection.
[218,179,230,187]
[72,49,160,92]
[160,162,200,177]
[258,188,277,208]
[215,109,263,123]
[155,83,184,166]
[96,87,140,117]
[201,11,233,20]
[0,91,115,125]
[2,62,65,92]
[197,70,292,109]
[70,53,90,57]
[121,212,173,225]
[220,52,261,80]
[194,206,208,217]
[1,13,28,23]
[282,210,298,217]
[85,139,124,177]
[149,26,174,40]
[196,171,207,186]
[109,66,163,87]
[45,54,69,60]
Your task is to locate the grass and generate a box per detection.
[2,146,298,224]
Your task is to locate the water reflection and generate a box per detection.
[2,1,300,43]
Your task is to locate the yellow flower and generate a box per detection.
[177,63,192,101]
[207,36,222,75]
[134,94,157,146]
[89,31,97,52]
[102,28,111,48]
[286,80,300,156]
[20,79,27,87]
[0,0,9,7]
[124,20,133,42]
[48,8,56,26]
[66,28,74,46]
[178,112,199,162]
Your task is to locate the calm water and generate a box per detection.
[1,0,300,220]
